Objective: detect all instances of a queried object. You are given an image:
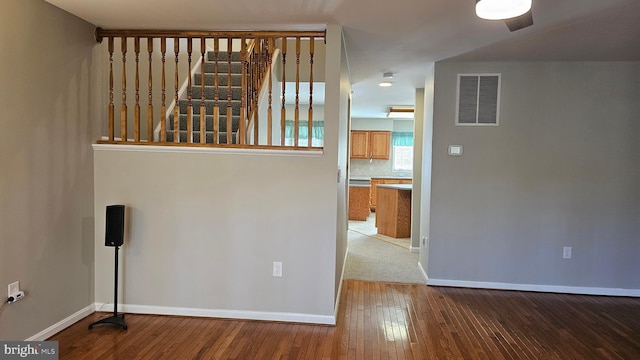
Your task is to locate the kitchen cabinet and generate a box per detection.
[349,131,390,160]
[369,131,390,159]
[348,185,371,220]
[370,177,412,211]
[350,131,369,159]
[376,184,412,238]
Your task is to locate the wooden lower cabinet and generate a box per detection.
[349,185,371,220]
[370,178,412,211]
[376,185,412,238]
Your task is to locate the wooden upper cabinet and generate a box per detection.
[369,131,390,160]
[350,131,369,159]
[349,131,390,160]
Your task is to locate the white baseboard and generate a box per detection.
[334,246,349,320]
[410,246,420,253]
[26,304,95,341]
[426,278,640,297]
[417,261,428,284]
[95,303,335,325]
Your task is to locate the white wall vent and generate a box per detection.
[456,74,501,126]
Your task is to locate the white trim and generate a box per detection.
[92,144,323,157]
[334,246,349,320]
[95,303,335,325]
[26,304,95,341]
[417,261,429,284]
[426,278,640,297]
[410,246,420,253]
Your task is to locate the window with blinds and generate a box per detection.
[456,74,501,126]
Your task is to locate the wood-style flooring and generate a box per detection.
[50,280,640,359]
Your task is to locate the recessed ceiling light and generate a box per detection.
[476,0,531,20]
[379,81,393,87]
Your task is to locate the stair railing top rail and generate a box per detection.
[95,28,325,150]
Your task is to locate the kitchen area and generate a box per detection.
[348,117,414,240]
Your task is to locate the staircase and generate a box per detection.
[165,51,243,144]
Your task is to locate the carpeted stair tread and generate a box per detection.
[190,86,242,100]
[207,51,242,62]
[202,62,243,74]
[177,99,241,115]
[193,74,242,87]
[165,131,237,144]
[167,114,240,132]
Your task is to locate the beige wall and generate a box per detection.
[0,0,98,339]
[427,61,640,291]
[93,148,338,321]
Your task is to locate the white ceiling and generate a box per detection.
[46,0,640,119]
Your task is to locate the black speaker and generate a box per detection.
[105,205,125,247]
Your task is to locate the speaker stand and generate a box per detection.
[89,245,128,330]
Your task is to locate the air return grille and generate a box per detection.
[456,74,501,125]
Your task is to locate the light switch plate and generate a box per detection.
[448,145,463,156]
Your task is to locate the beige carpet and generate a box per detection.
[345,213,424,284]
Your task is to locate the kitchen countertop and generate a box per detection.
[349,184,371,188]
[350,176,412,181]
[376,184,412,190]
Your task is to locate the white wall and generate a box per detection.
[419,63,435,279]
[427,61,640,294]
[0,0,98,340]
[323,25,350,304]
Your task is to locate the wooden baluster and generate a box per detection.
[239,38,246,145]
[267,38,274,146]
[186,38,193,143]
[226,39,232,144]
[280,38,287,146]
[108,37,114,141]
[147,38,153,142]
[134,37,140,142]
[173,37,179,143]
[213,38,219,144]
[253,41,259,145]
[200,37,206,144]
[294,37,300,147]
[160,38,166,142]
[308,37,314,148]
[121,37,127,142]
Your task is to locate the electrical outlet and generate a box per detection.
[563,247,572,259]
[8,281,20,297]
[272,262,283,277]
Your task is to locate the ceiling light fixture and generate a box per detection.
[379,72,394,87]
[475,0,531,20]
[387,107,414,119]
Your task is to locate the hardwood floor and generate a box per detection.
[50,280,640,359]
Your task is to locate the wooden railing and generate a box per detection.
[95,29,325,149]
